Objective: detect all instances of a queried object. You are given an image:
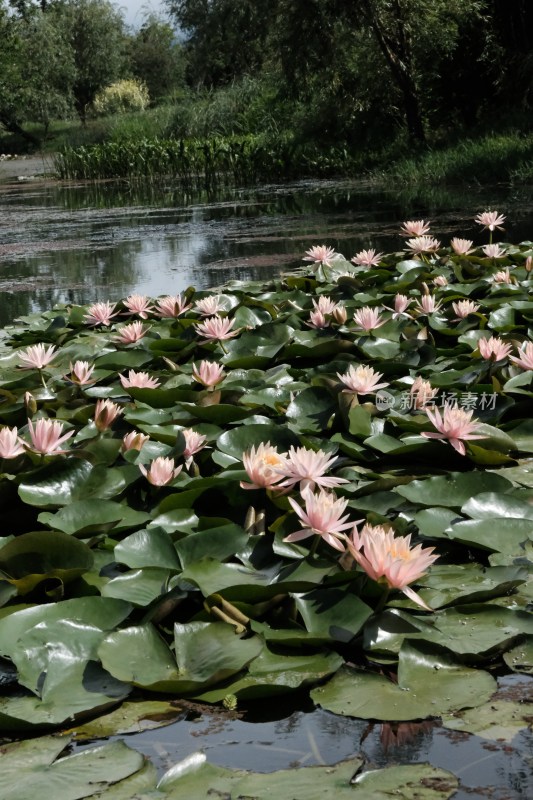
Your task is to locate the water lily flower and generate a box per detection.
[478,336,512,361]
[181,428,207,468]
[24,418,74,455]
[406,235,441,256]
[0,426,25,459]
[240,442,288,490]
[422,403,486,455]
[433,275,448,287]
[194,295,226,316]
[353,306,385,332]
[66,360,96,386]
[450,238,475,256]
[276,446,348,493]
[307,308,329,329]
[123,294,154,318]
[156,294,193,318]
[337,364,389,396]
[115,321,148,344]
[384,293,412,319]
[400,219,431,237]
[140,456,182,486]
[409,376,438,410]
[452,299,480,319]
[510,341,533,370]
[18,343,56,370]
[194,315,240,341]
[192,360,225,388]
[94,399,123,431]
[313,296,339,315]
[415,294,442,315]
[483,243,506,259]
[284,488,355,552]
[122,430,150,452]
[332,304,347,325]
[492,268,513,284]
[120,370,161,389]
[84,301,119,326]
[351,248,384,267]
[525,256,533,274]
[303,245,339,268]
[475,210,506,232]
[345,523,438,611]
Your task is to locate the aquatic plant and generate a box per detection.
[0,212,531,743]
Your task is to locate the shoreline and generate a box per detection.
[0,154,55,183]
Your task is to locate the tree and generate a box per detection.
[129,14,185,103]
[57,0,127,121]
[165,0,277,87]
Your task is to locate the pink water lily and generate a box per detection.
[140,456,182,486]
[94,399,123,432]
[337,364,389,395]
[123,294,154,318]
[122,430,150,452]
[415,294,442,315]
[492,268,513,284]
[192,360,225,388]
[450,238,475,256]
[351,248,384,267]
[18,343,56,370]
[66,360,96,386]
[156,294,193,318]
[353,306,385,332]
[478,336,512,361]
[284,488,355,552]
[24,418,74,455]
[307,308,329,329]
[406,235,441,255]
[422,404,486,455]
[120,370,161,389]
[400,219,431,237]
[115,321,148,344]
[303,245,339,267]
[384,293,412,319]
[475,210,506,232]
[510,341,533,370]
[483,243,506,259]
[194,315,240,341]
[452,299,480,319]
[332,304,347,325]
[240,442,288,490]
[409,376,438,410]
[0,427,25,459]
[181,428,207,468]
[84,301,119,326]
[276,446,348,493]
[346,524,438,611]
[313,296,339,315]
[433,275,448,287]
[194,295,226,316]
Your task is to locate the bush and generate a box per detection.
[93,80,150,117]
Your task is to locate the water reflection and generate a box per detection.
[1,178,533,327]
[73,676,533,799]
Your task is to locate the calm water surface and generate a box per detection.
[1,177,533,327]
[1,176,532,795]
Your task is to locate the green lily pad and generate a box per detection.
[396,471,513,508]
[0,736,148,800]
[38,500,151,536]
[311,641,496,721]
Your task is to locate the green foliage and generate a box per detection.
[129,14,185,104]
[93,79,150,117]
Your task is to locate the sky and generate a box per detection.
[118,0,168,29]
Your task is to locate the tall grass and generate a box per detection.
[378,133,533,185]
[54,134,358,184]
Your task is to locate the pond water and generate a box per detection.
[1,176,533,328]
[1,175,533,797]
